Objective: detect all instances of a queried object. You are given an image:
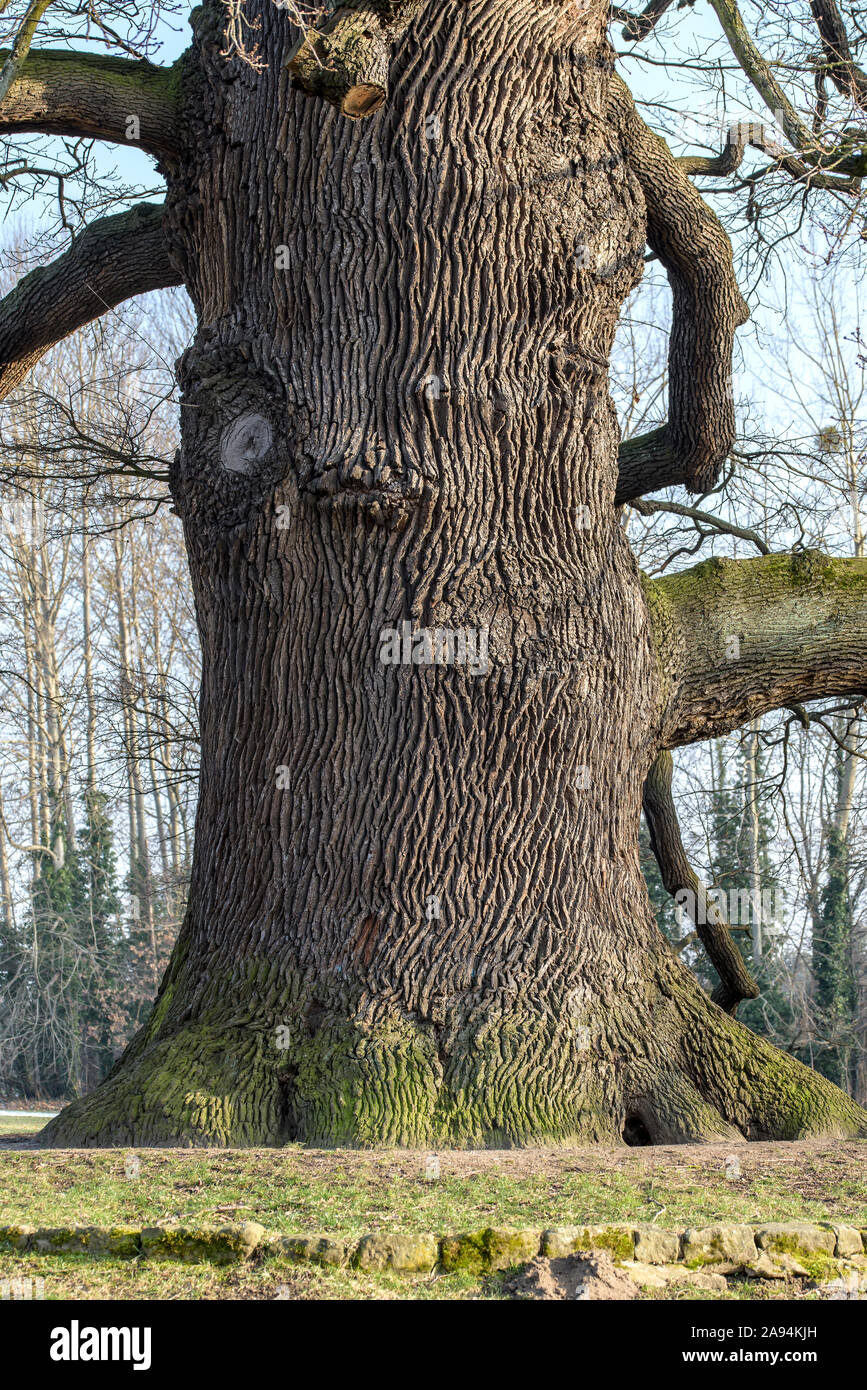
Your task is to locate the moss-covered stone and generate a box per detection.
[354,1233,437,1272]
[633,1226,681,1265]
[799,1251,844,1282]
[439,1230,489,1274]
[26,1226,140,1256]
[140,1221,264,1264]
[832,1226,863,1258]
[682,1224,757,1266]
[484,1228,542,1270]
[12,1225,140,1258]
[439,1227,540,1273]
[542,1224,634,1263]
[276,1234,352,1267]
[0,1225,34,1251]
[755,1223,836,1259]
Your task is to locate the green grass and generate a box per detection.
[0,1115,50,1136]
[0,1250,495,1300]
[0,1250,833,1301]
[1,1143,866,1236]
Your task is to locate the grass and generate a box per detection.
[0,1250,836,1301]
[2,1139,864,1299]
[0,1115,50,1136]
[1,1141,866,1235]
[0,1250,494,1300]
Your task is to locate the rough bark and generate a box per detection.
[7,0,861,1149]
[0,204,181,403]
[286,1,425,118]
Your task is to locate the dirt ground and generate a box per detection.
[1,1133,865,1208]
[4,1133,862,1176]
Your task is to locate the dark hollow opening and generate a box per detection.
[622,1113,653,1146]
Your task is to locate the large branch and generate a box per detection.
[0,49,180,158]
[611,74,749,501]
[810,1,867,109]
[643,750,759,1014]
[615,427,683,505]
[0,203,182,402]
[649,551,867,747]
[286,1,424,119]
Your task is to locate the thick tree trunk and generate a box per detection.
[45,0,866,1147]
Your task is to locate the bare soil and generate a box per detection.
[504,1250,638,1300]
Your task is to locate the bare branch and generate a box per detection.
[707,0,817,151]
[0,203,182,402]
[643,749,760,1013]
[631,495,771,553]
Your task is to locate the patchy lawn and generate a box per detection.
[1,1139,866,1235]
[0,1248,843,1302]
[0,1115,50,1137]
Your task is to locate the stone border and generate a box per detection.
[1,1220,864,1274]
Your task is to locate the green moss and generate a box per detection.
[439,1230,489,1274]
[650,551,867,617]
[140,1222,264,1265]
[438,1227,540,1273]
[760,1234,840,1280]
[795,1250,841,1282]
[0,1225,33,1251]
[582,1225,634,1264]
[144,981,174,1038]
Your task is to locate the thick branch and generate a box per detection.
[616,0,675,43]
[0,49,180,157]
[643,750,759,1014]
[810,0,867,108]
[615,427,683,505]
[612,74,749,498]
[286,1,423,119]
[649,551,867,746]
[676,125,748,178]
[0,203,182,402]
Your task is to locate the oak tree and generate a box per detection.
[4,0,867,1144]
